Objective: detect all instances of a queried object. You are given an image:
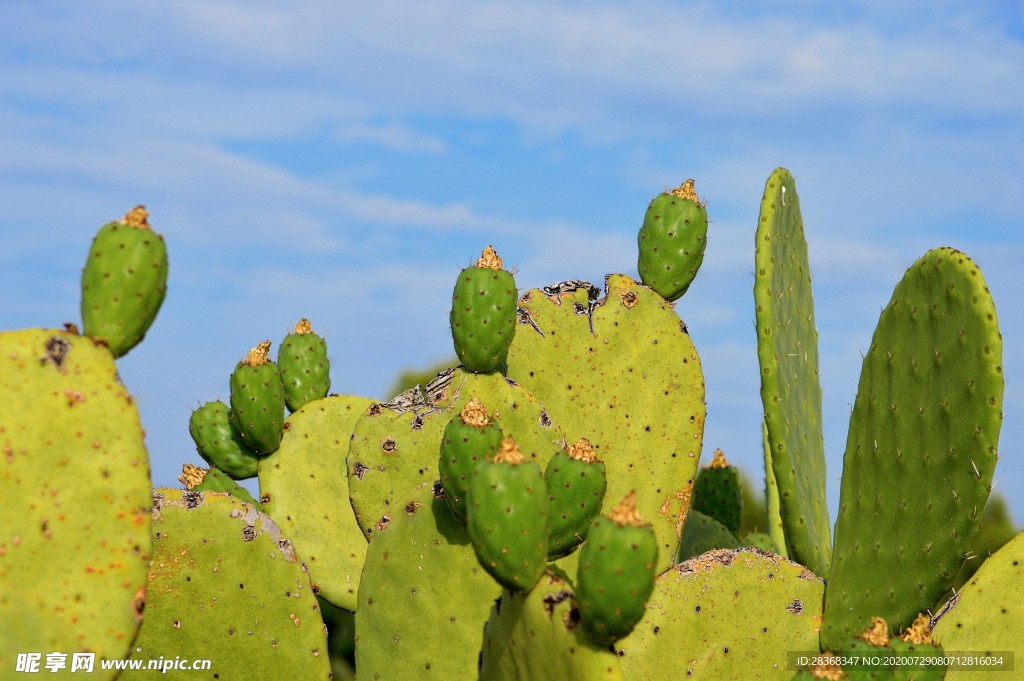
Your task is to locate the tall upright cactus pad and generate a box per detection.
[347,368,562,539]
[229,341,286,456]
[80,206,168,358]
[933,531,1024,679]
[450,246,518,373]
[507,274,705,572]
[124,490,331,679]
[822,248,1004,648]
[355,485,499,680]
[480,571,625,681]
[754,167,831,576]
[258,394,375,611]
[691,448,742,535]
[0,328,152,673]
[188,400,260,479]
[615,548,825,680]
[278,318,332,412]
[637,179,708,301]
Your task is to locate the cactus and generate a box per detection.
[636,179,708,301]
[545,437,608,559]
[763,419,789,559]
[229,340,286,456]
[355,485,499,680]
[278,318,331,412]
[80,205,168,358]
[479,570,624,680]
[178,463,261,507]
[188,400,260,479]
[691,448,742,536]
[507,274,705,573]
[438,397,504,520]
[450,246,518,373]
[0,328,152,673]
[822,248,1004,648]
[616,548,825,679]
[347,367,562,540]
[257,394,374,611]
[742,531,781,554]
[676,509,740,562]
[754,168,831,578]
[124,489,330,679]
[576,493,658,647]
[466,438,550,592]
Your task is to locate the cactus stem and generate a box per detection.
[609,491,645,527]
[459,398,491,427]
[493,437,525,465]
[476,245,504,270]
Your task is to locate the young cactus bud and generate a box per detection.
[637,180,708,301]
[278,318,331,412]
[466,437,549,592]
[544,437,607,559]
[576,492,658,646]
[189,400,260,479]
[229,341,286,456]
[450,246,518,373]
[438,398,503,520]
[691,448,742,535]
[80,205,168,357]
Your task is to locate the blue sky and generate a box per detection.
[2,1,1022,525]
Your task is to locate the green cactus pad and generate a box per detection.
[507,274,705,573]
[545,438,608,559]
[347,367,563,539]
[439,397,504,520]
[467,439,550,591]
[257,394,374,611]
[616,548,825,680]
[480,571,625,681]
[229,341,286,456]
[179,463,261,507]
[742,531,781,554]
[80,206,168,358]
[754,167,831,577]
[450,246,518,373]
[123,489,330,679]
[692,448,742,535]
[188,400,260,479]
[822,248,1004,648]
[933,531,1024,679]
[637,179,708,301]
[0,328,152,673]
[278,318,332,412]
[763,418,789,559]
[676,509,740,562]
[355,485,499,680]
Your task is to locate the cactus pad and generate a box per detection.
[691,448,742,535]
[450,246,518,373]
[676,509,740,562]
[822,248,1004,648]
[229,341,286,456]
[439,397,504,520]
[0,328,152,672]
[637,179,708,301]
[278,318,331,412]
[754,167,831,577]
[188,400,260,479]
[545,437,608,559]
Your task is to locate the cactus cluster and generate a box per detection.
[4,166,1014,681]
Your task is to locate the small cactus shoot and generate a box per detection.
[450,246,518,373]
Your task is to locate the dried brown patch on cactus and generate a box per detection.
[609,491,646,527]
[858,617,890,646]
[293,318,313,334]
[493,437,525,464]
[243,341,272,367]
[566,437,598,463]
[122,205,150,229]
[476,245,504,270]
[459,398,491,427]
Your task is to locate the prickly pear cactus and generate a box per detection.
[822,248,1004,648]
[257,394,375,611]
[124,490,330,679]
[467,438,549,592]
[188,400,260,479]
[278,318,331,412]
[480,571,625,681]
[229,340,286,456]
[576,493,658,647]
[80,206,168,358]
[507,274,705,573]
[179,463,261,507]
[450,246,518,373]
[355,485,499,680]
[754,167,831,577]
[691,448,742,535]
[676,509,739,562]
[932,531,1024,679]
[637,179,708,301]
[0,328,151,674]
[763,419,789,559]
[742,532,781,554]
[439,397,504,520]
[616,548,825,680]
[347,367,562,539]
[545,437,607,559]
